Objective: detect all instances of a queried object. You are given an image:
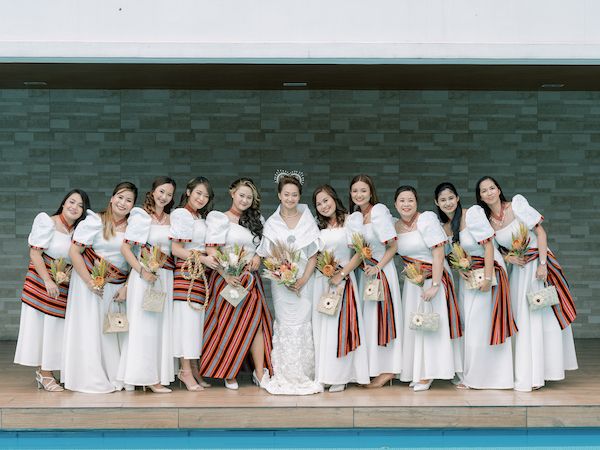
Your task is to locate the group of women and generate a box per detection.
[14,172,578,395]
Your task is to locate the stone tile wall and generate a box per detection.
[0,89,597,338]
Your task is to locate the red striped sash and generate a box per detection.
[358,258,397,346]
[81,247,129,285]
[21,253,71,318]
[142,243,175,271]
[337,277,361,357]
[401,256,463,339]
[471,256,518,345]
[173,259,210,304]
[523,248,576,328]
[316,264,362,358]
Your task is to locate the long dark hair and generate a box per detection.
[230,177,263,244]
[99,181,138,240]
[53,189,91,229]
[475,176,507,219]
[349,174,379,212]
[312,184,347,230]
[179,177,213,219]
[142,176,176,215]
[434,182,462,243]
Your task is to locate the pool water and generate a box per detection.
[0,428,599,449]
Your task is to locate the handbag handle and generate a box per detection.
[417,299,433,314]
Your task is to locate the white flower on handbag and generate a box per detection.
[365,284,376,296]
[324,298,334,309]
[412,314,424,328]
[473,271,485,284]
[228,289,240,300]
[532,293,544,305]
[115,317,125,327]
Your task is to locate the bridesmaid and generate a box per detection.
[435,182,516,389]
[347,174,402,388]
[257,172,322,395]
[312,185,370,392]
[170,177,219,391]
[118,176,177,393]
[476,176,577,391]
[14,189,90,391]
[395,185,462,391]
[62,182,137,393]
[201,177,273,390]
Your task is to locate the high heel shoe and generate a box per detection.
[413,380,433,392]
[365,373,395,389]
[252,368,270,389]
[224,378,239,390]
[177,369,203,391]
[35,370,64,392]
[328,384,346,393]
[143,384,172,394]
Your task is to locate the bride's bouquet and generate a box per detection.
[215,244,252,306]
[262,240,300,288]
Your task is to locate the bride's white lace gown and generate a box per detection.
[257,204,323,395]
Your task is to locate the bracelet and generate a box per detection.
[432,282,440,287]
[340,271,346,278]
[540,260,546,265]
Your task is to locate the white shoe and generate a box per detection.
[225,379,239,390]
[413,380,433,392]
[408,381,416,388]
[252,369,270,389]
[328,384,346,393]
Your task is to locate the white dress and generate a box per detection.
[169,208,207,360]
[61,211,130,393]
[14,213,71,371]
[494,195,578,392]
[459,206,514,389]
[258,204,323,395]
[398,211,462,383]
[312,225,370,386]
[117,208,175,386]
[348,204,403,377]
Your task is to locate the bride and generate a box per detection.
[257,171,323,395]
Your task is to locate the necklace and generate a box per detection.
[152,211,167,225]
[185,203,199,219]
[490,203,507,227]
[361,204,373,217]
[280,209,300,219]
[59,213,74,233]
[113,216,127,228]
[228,207,242,218]
[401,212,419,230]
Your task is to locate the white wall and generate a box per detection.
[1,0,599,62]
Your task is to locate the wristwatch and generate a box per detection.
[540,260,546,265]
[340,271,347,278]
[432,282,440,287]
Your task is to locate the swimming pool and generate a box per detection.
[1,428,599,449]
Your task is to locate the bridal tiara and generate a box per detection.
[273,169,305,186]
